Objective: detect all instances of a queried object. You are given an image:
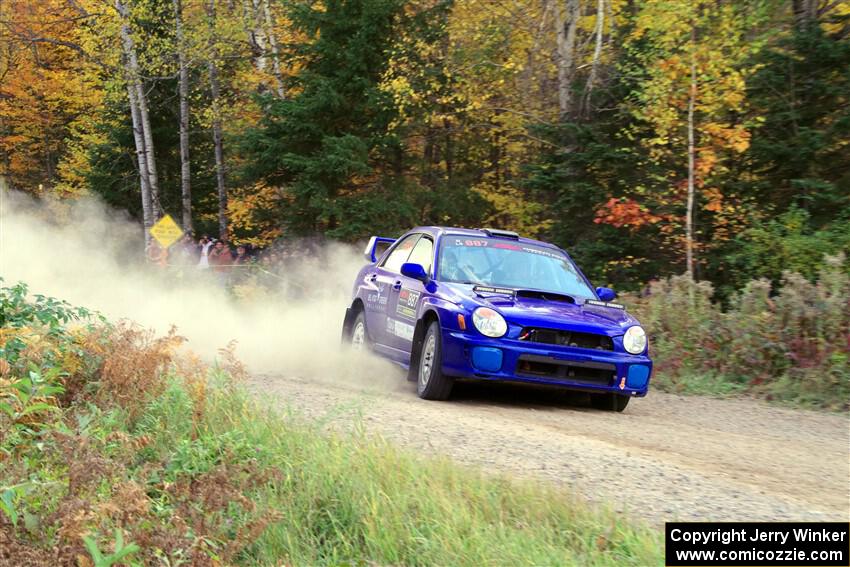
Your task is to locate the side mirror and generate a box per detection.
[401,262,428,282]
[596,287,616,302]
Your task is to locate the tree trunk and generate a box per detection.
[554,0,580,120]
[126,80,155,239]
[582,0,605,119]
[0,116,9,192]
[116,0,155,240]
[792,0,817,30]
[0,117,9,191]
[174,0,193,233]
[245,0,268,72]
[260,0,285,97]
[207,0,228,240]
[686,27,697,280]
[118,0,161,217]
[135,81,161,217]
[443,118,453,182]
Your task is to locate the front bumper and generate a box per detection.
[440,329,652,396]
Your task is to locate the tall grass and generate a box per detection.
[0,281,662,566]
[626,254,850,409]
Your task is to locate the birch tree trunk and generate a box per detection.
[686,27,697,280]
[207,0,228,240]
[117,0,161,217]
[244,0,268,72]
[174,0,193,233]
[243,0,284,96]
[135,80,161,217]
[116,0,155,240]
[554,0,580,120]
[260,0,285,97]
[582,0,605,119]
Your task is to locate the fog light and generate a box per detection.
[626,365,650,389]
[471,347,502,372]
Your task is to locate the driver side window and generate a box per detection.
[406,236,434,274]
[381,234,421,273]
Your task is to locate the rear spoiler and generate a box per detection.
[364,236,396,263]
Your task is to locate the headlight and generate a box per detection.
[623,326,647,354]
[472,307,508,338]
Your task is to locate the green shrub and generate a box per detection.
[631,254,850,408]
[721,208,850,296]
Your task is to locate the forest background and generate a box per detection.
[1,0,848,297]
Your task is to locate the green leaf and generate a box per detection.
[19,402,60,417]
[0,489,18,526]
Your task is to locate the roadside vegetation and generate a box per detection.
[0,280,662,566]
[625,255,850,410]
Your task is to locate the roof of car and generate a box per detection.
[409,226,564,252]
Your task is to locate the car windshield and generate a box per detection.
[438,237,595,299]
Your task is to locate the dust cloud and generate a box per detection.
[0,190,402,389]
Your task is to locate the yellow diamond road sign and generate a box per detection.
[150,214,184,249]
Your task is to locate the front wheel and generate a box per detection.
[591,393,630,412]
[417,321,453,400]
[345,311,370,352]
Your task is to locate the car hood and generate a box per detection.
[441,283,639,335]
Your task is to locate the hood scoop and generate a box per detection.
[471,285,577,304]
[515,289,576,304]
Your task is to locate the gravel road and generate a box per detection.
[250,371,850,527]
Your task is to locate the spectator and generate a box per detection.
[197,236,214,270]
[145,240,168,267]
[210,240,233,284]
[233,245,248,266]
[174,234,198,266]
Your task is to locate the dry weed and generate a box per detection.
[96,322,185,417]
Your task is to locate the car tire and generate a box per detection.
[346,310,371,352]
[591,393,630,412]
[416,321,453,401]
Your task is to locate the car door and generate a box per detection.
[366,233,421,347]
[384,235,434,352]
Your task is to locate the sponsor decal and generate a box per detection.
[520,246,564,259]
[452,238,489,247]
[584,299,626,310]
[366,289,388,312]
[396,288,421,319]
[367,292,388,305]
[386,318,415,341]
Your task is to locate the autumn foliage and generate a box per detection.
[0,0,847,291]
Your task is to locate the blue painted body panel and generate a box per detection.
[346,226,653,396]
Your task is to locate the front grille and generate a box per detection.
[516,355,616,385]
[518,327,614,351]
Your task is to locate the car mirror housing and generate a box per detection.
[596,286,616,302]
[401,262,429,282]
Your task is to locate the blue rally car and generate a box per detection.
[341,227,652,411]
